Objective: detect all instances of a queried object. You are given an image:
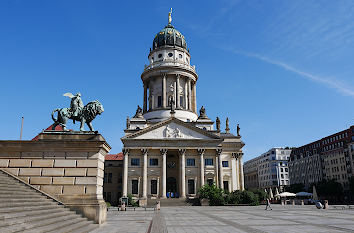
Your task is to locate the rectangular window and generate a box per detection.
[157,96,162,107]
[222,161,229,167]
[132,180,138,194]
[205,158,213,166]
[131,158,140,166]
[188,179,195,194]
[207,178,214,186]
[187,158,195,166]
[108,173,112,183]
[149,158,158,166]
[151,180,157,194]
[223,181,229,192]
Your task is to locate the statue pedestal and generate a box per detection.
[0,131,111,224]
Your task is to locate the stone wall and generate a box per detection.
[0,131,111,224]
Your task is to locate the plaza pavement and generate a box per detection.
[94,205,354,233]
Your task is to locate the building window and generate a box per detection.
[222,161,229,167]
[207,178,214,186]
[150,158,158,166]
[223,181,229,192]
[187,158,195,166]
[158,54,162,58]
[205,158,213,166]
[132,180,138,194]
[157,96,162,107]
[151,180,157,194]
[131,158,140,166]
[104,173,107,183]
[168,52,173,57]
[179,54,183,58]
[108,173,112,183]
[188,179,195,194]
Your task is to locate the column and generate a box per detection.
[217,149,223,189]
[142,149,148,198]
[162,74,167,108]
[193,81,197,113]
[215,155,219,187]
[143,83,147,113]
[231,153,238,191]
[123,149,129,197]
[184,81,188,110]
[176,75,180,108]
[239,154,244,190]
[188,79,192,111]
[179,149,186,198]
[198,149,205,187]
[160,149,168,198]
[148,82,152,111]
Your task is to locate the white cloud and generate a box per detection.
[228,49,354,97]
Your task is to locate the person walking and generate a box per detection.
[265,198,272,210]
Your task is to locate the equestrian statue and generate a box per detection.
[51,92,104,131]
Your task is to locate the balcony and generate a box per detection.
[144,60,196,72]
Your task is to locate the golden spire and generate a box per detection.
[168,8,172,25]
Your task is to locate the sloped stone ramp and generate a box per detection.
[0,169,97,233]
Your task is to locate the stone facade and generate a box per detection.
[103,153,123,206]
[0,131,111,224]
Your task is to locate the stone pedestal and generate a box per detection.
[0,131,111,224]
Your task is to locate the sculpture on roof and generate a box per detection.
[237,123,241,136]
[52,93,104,131]
[134,105,144,118]
[168,96,175,114]
[126,116,130,129]
[168,8,173,25]
[216,117,220,132]
[225,117,230,133]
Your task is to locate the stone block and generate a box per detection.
[89,152,105,162]
[66,152,88,158]
[32,185,40,189]
[21,152,43,158]
[9,159,31,167]
[18,176,30,183]
[32,159,54,168]
[77,160,98,168]
[75,177,97,185]
[64,168,87,176]
[41,185,63,194]
[3,168,19,176]
[86,185,98,194]
[87,168,104,178]
[30,177,52,185]
[19,168,41,176]
[0,159,9,167]
[43,151,66,158]
[63,185,85,194]
[98,160,104,170]
[42,168,64,176]
[53,177,75,185]
[0,152,20,158]
[54,159,76,168]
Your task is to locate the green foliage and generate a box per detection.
[127,194,139,207]
[285,183,305,193]
[105,202,111,207]
[198,184,225,206]
[315,179,343,197]
[350,177,354,195]
[249,189,267,201]
[198,186,262,206]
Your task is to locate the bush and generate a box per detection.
[105,202,111,207]
[127,194,139,207]
[198,184,225,206]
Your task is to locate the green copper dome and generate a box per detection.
[152,24,187,50]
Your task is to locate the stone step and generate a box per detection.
[0,187,39,193]
[47,219,97,233]
[0,202,60,214]
[0,209,75,228]
[0,206,66,220]
[0,193,45,199]
[24,216,87,233]
[0,200,55,208]
[0,197,51,204]
[0,213,84,233]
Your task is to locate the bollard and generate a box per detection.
[292,200,295,206]
[156,201,161,210]
[301,200,304,205]
[281,200,284,205]
[121,202,126,211]
[324,200,329,209]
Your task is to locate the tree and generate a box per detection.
[285,183,305,193]
[198,184,224,206]
[315,179,343,197]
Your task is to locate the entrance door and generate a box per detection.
[167,177,177,193]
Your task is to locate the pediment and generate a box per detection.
[123,118,219,140]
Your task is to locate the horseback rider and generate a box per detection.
[70,92,84,122]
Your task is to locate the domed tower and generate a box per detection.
[141,10,198,122]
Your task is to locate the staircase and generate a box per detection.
[0,169,98,233]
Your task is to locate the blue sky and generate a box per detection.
[1,0,354,161]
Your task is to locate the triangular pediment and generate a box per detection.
[123,118,219,140]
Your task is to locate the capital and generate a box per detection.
[178,148,186,155]
[160,148,168,155]
[123,148,130,155]
[216,148,222,155]
[197,148,205,155]
[141,148,149,155]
